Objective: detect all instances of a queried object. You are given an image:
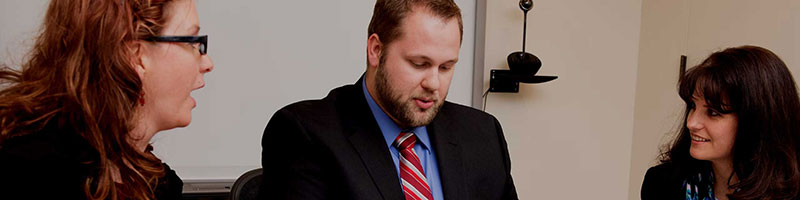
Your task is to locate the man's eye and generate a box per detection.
[439,65,452,71]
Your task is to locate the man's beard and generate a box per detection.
[374,61,444,128]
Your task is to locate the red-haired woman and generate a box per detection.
[0,0,213,199]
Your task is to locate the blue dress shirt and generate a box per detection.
[362,79,444,200]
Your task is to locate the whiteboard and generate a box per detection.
[0,0,476,180]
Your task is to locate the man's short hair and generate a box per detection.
[367,0,463,46]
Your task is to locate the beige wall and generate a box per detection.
[685,0,799,69]
[480,0,642,198]
[627,0,689,199]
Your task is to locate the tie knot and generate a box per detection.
[393,132,417,150]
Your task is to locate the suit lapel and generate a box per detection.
[429,104,467,200]
[341,76,404,200]
[348,127,404,200]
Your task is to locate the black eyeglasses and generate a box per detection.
[144,35,208,55]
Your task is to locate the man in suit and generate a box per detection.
[260,0,518,199]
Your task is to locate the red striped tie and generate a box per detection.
[393,132,433,200]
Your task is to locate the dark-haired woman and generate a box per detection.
[0,0,213,199]
[641,45,800,200]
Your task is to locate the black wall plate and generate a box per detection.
[489,69,519,93]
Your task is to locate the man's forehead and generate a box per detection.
[395,5,462,41]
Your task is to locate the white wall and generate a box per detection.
[0,0,477,180]
[0,0,47,63]
[480,0,642,199]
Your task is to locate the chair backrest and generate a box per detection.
[229,168,263,200]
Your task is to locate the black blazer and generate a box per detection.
[0,126,183,200]
[641,163,686,200]
[260,77,518,200]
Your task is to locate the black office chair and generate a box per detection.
[229,168,263,200]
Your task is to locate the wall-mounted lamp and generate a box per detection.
[489,0,557,93]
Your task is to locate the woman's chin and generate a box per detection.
[173,103,195,128]
[163,113,192,130]
[175,115,192,128]
[689,148,706,160]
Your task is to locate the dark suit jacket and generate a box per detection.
[260,77,518,200]
[640,163,685,200]
[0,124,183,200]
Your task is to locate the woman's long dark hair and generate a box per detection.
[0,0,174,199]
[661,45,800,199]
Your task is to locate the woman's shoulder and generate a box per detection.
[645,163,678,176]
[0,129,98,199]
[641,163,685,200]
[643,163,681,187]
[154,163,184,199]
[0,128,97,164]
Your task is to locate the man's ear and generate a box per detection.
[128,41,147,79]
[367,33,383,69]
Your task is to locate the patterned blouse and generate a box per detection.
[683,167,716,200]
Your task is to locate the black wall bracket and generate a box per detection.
[489,69,558,93]
[489,70,520,93]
